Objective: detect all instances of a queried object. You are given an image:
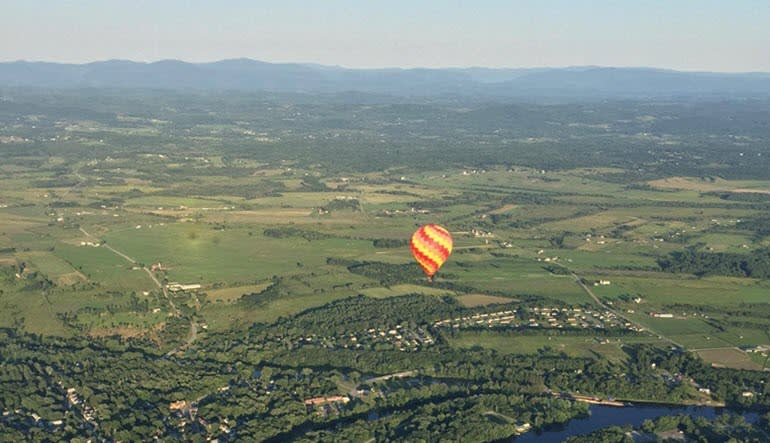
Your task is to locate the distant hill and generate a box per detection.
[1,59,769,99]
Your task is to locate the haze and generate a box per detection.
[3,0,770,72]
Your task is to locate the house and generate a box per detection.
[167,283,202,292]
[649,312,674,318]
[303,396,350,406]
[169,400,188,411]
[515,422,532,434]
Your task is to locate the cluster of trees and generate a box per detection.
[658,248,770,278]
[268,293,461,336]
[300,176,330,192]
[324,198,362,212]
[345,261,426,286]
[159,179,287,199]
[709,191,770,203]
[736,216,770,240]
[263,227,330,241]
[371,238,408,248]
[296,394,587,442]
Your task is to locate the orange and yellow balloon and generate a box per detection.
[410,224,453,280]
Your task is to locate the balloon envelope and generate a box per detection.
[410,224,453,278]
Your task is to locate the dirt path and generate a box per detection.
[571,272,683,348]
[348,370,418,398]
[164,320,197,358]
[79,226,194,355]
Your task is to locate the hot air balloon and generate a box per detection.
[410,224,453,281]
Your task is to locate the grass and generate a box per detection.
[124,195,231,209]
[456,294,518,307]
[203,291,359,330]
[695,348,763,371]
[205,283,273,303]
[16,251,79,280]
[54,243,155,290]
[541,249,660,271]
[0,283,129,336]
[541,211,638,232]
[695,233,755,252]
[446,257,591,304]
[649,177,770,194]
[360,284,453,298]
[448,332,659,362]
[668,334,734,349]
[591,275,770,307]
[748,353,769,370]
[5,160,770,350]
[102,224,377,283]
[201,268,374,329]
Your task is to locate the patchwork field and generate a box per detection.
[2,137,770,377]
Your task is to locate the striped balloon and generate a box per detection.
[410,224,453,280]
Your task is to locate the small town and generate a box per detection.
[281,324,437,352]
[434,306,644,332]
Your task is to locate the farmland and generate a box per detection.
[1,90,770,441]
[3,93,770,360]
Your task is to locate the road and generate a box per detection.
[348,370,417,398]
[571,272,683,349]
[164,319,197,358]
[79,226,193,356]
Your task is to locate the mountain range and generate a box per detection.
[2,59,770,99]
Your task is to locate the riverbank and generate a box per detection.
[552,391,726,408]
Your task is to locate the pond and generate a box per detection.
[511,404,760,443]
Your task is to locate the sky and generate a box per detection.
[2,0,770,72]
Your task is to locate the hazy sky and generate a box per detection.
[2,0,770,72]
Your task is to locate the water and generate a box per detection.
[512,404,760,443]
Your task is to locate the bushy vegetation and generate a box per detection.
[658,248,770,278]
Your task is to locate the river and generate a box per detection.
[511,404,761,443]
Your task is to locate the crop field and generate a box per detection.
[453,260,591,304]
[102,225,376,283]
[4,158,762,364]
[16,251,78,278]
[696,348,763,371]
[589,275,770,307]
[2,100,770,383]
[54,243,155,290]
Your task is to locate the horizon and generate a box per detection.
[2,1,769,72]
[4,57,770,75]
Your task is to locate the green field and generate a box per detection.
[2,121,770,376]
[102,224,376,283]
[449,332,661,363]
[54,243,155,290]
